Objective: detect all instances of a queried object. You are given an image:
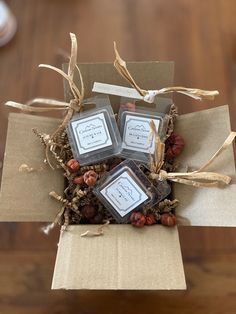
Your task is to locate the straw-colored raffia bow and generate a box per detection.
[113,42,219,103]
[149,121,236,187]
[5,33,84,168]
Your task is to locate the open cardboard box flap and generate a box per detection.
[0,114,64,221]
[0,62,235,290]
[174,105,236,226]
[52,224,185,290]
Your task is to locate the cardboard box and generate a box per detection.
[0,62,235,290]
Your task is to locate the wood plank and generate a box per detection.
[0,251,235,313]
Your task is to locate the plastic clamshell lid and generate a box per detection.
[67,97,122,166]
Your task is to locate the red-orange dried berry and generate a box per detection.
[165,133,185,160]
[120,102,136,112]
[83,170,97,186]
[73,176,84,185]
[81,205,97,219]
[89,212,104,224]
[130,211,146,228]
[160,213,177,227]
[145,214,156,225]
[67,159,80,172]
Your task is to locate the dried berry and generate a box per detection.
[90,212,104,224]
[120,102,136,112]
[145,214,156,225]
[83,170,97,186]
[160,213,177,227]
[165,133,185,160]
[130,211,146,228]
[81,205,97,219]
[73,175,84,185]
[67,159,80,172]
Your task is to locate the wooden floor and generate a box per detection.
[0,0,236,313]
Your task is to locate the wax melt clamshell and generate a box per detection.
[67,95,122,166]
[118,98,170,164]
[93,159,171,223]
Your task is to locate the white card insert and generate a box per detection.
[70,112,112,155]
[100,171,148,217]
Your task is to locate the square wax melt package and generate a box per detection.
[93,159,171,223]
[118,97,171,164]
[67,95,122,166]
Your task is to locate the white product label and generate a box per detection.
[122,114,160,154]
[71,112,112,154]
[101,171,148,217]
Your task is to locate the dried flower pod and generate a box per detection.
[83,170,98,186]
[67,159,80,172]
[81,205,97,219]
[120,102,136,112]
[145,214,156,225]
[130,211,146,228]
[158,199,179,213]
[89,212,104,224]
[160,213,177,227]
[73,175,84,185]
[165,133,185,160]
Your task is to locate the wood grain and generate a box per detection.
[0,0,236,312]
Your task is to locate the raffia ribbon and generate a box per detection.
[114,42,219,103]
[149,127,236,187]
[114,44,234,188]
[5,33,83,114]
[44,221,110,237]
[80,221,110,237]
[5,33,84,168]
[149,120,165,174]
